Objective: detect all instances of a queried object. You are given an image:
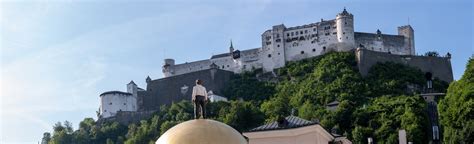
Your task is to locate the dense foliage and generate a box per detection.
[43,100,264,144]
[222,70,275,102]
[438,57,474,143]
[351,95,429,143]
[43,52,456,144]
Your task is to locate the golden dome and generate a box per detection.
[156,119,247,144]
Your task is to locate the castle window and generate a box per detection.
[295,32,298,36]
[104,110,107,112]
[301,51,305,54]
[278,53,280,55]
[109,102,112,105]
[325,33,330,36]
[332,32,337,35]
[277,45,280,47]
[287,33,290,37]
[291,32,294,36]
[346,37,348,39]
[312,49,316,52]
[292,42,298,47]
[124,103,126,105]
[276,34,280,38]
[305,30,308,33]
[313,28,317,31]
[343,32,345,34]
[227,65,229,67]
[300,31,303,34]
[268,54,272,58]
[345,22,347,25]
[222,65,225,69]
[276,39,281,42]
[323,46,326,50]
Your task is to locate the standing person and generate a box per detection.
[192,79,208,119]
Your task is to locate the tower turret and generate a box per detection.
[336,8,355,49]
[146,76,151,83]
[127,80,138,97]
[398,25,415,55]
[162,58,175,77]
[229,40,234,53]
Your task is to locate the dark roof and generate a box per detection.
[248,116,318,132]
[210,48,261,59]
[326,101,340,106]
[100,91,132,96]
[211,53,231,59]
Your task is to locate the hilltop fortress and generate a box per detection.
[162,8,415,77]
[97,9,452,123]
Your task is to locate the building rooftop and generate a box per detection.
[248,116,318,132]
[211,53,231,59]
[100,91,132,96]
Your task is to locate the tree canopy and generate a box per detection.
[438,57,474,143]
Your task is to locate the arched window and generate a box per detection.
[301,51,305,54]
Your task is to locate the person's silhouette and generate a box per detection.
[192,79,208,119]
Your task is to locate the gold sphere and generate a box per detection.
[156,119,247,144]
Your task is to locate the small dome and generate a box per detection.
[156,119,247,144]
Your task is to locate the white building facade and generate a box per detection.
[99,81,140,118]
[208,91,228,102]
[162,8,415,77]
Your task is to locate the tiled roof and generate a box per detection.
[100,91,132,96]
[326,101,340,106]
[248,116,318,132]
[210,48,260,59]
[211,53,231,59]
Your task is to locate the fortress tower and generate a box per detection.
[261,24,286,72]
[336,8,355,50]
[127,80,138,97]
[398,25,415,55]
[162,58,175,77]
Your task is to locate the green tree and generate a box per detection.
[223,71,275,102]
[351,95,429,143]
[50,121,73,144]
[438,58,474,143]
[41,132,51,144]
[220,101,265,132]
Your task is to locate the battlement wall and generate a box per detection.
[354,32,409,55]
[356,48,453,82]
[140,68,234,111]
[98,111,155,125]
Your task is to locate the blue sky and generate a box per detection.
[1,0,472,143]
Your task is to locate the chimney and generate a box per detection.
[277,117,288,127]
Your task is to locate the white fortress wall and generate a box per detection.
[167,59,212,76]
[100,92,137,118]
[239,48,263,72]
[354,32,411,55]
